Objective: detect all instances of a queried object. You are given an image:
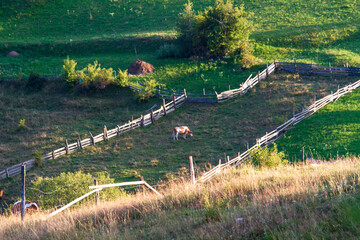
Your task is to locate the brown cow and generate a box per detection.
[173,126,193,140]
[12,201,39,214]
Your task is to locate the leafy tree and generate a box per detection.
[177,0,253,59]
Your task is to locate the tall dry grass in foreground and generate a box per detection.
[1,158,359,239]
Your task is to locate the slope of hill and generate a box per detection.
[1,0,359,84]
[1,72,357,208]
[1,158,359,239]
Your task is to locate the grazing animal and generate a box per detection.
[173,126,193,140]
[12,201,39,215]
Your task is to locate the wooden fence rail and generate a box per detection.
[196,79,360,183]
[276,60,360,77]
[129,63,276,103]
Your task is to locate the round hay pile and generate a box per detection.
[128,59,155,76]
[7,51,20,57]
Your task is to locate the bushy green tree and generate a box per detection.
[28,171,127,209]
[176,0,198,57]
[177,0,253,59]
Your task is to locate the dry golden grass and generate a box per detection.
[1,158,359,239]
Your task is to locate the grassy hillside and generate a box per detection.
[1,0,360,88]
[1,159,359,239]
[1,73,357,208]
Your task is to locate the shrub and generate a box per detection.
[62,56,78,85]
[136,78,161,101]
[115,69,129,87]
[201,191,226,222]
[27,171,127,209]
[177,0,253,59]
[157,44,182,59]
[26,72,46,91]
[77,61,115,89]
[249,144,288,168]
[17,119,28,130]
[34,150,43,167]
[236,45,261,69]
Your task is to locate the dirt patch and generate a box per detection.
[128,59,155,76]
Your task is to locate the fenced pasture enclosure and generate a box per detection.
[0,62,276,180]
[0,61,358,180]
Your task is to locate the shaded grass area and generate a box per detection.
[1,73,356,209]
[1,160,359,239]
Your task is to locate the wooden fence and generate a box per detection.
[129,62,276,103]
[216,63,276,102]
[275,60,360,77]
[0,94,186,180]
[196,79,360,183]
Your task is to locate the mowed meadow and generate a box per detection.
[0,0,360,238]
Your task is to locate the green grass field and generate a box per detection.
[1,0,360,89]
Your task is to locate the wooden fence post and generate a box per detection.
[329,63,332,75]
[227,156,230,162]
[117,125,120,136]
[65,139,69,154]
[313,96,316,112]
[189,156,195,184]
[89,132,95,145]
[274,60,278,71]
[140,115,144,127]
[52,150,55,160]
[257,71,260,82]
[294,58,297,73]
[94,179,99,206]
[162,99,167,116]
[310,61,313,74]
[184,88,188,102]
[78,138,83,150]
[173,92,177,109]
[131,115,134,129]
[203,88,206,103]
[266,64,269,78]
[5,168,9,178]
[150,109,155,124]
[21,165,26,221]
[103,125,108,141]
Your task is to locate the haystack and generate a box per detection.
[7,51,20,57]
[128,59,155,76]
